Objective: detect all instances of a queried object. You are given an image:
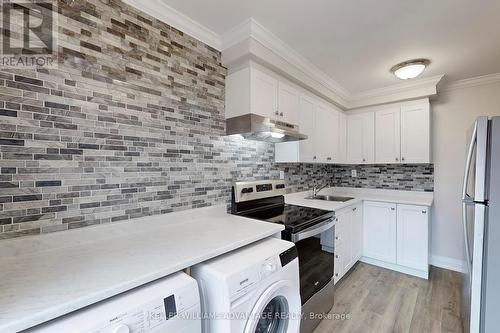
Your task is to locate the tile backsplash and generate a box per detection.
[331,164,434,192]
[0,1,433,240]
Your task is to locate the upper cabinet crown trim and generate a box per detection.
[120,4,492,109]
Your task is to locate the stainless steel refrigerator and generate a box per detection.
[462,116,500,333]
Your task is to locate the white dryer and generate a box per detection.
[27,272,201,333]
[192,238,301,333]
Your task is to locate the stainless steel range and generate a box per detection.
[231,180,335,333]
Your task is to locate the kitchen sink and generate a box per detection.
[305,195,355,202]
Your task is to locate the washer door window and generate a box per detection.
[255,296,288,333]
[244,280,300,333]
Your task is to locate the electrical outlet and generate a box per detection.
[279,170,285,180]
[351,169,357,178]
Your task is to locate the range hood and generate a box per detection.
[226,114,307,143]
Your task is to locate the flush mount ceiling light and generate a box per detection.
[391,59,430,80]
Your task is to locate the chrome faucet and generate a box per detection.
[312,183,329,198]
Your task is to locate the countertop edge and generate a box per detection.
[0,214,283,333]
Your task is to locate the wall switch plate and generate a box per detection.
[351,170,357,178]
[279,171,285,180]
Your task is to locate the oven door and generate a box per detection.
[290,218,334,304]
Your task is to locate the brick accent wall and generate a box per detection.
[0,0,281,239]
[0,1,434,240]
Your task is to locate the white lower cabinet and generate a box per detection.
[362,201,430,279]
[396,204,429,272]
[333,203,363,284]
[325,199,430,284]
[362,201,397,263]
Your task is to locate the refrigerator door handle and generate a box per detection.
[462,121,477,201]
[462,120,477,277]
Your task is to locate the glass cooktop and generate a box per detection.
[240,204,334,233]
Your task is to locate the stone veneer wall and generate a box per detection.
[331,164,434,192]
[0,1,434,240]
[0,0,284,239]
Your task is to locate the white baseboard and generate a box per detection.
[430,255,465,273]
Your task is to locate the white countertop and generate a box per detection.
[0,205,283,333]
[285,187,434,211]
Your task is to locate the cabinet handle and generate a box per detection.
[327,157,332,161]
[275,110,279,116]
[402,157,405,161]
[335,255,339,259]
[335,236,339,240]
[395,157,399,161]
[422,210,427,214]
[362,158,366,162]
[335,273,339,277]
[353,207,357,211]
[391,207,395,211]
[279,112,283,117]
[313,156,317,160]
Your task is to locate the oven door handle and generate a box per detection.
[291,219,334,243]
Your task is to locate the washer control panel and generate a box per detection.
[26,273,200,333]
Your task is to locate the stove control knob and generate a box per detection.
[241,187,254,194]
[112,324,130,333]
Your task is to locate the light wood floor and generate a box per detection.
[313,263,463,333]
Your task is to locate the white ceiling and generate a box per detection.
[159,0,500,93]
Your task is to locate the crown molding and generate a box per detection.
[441,73,500,92]
[110,4,449,109]
[122,0,222,50]
[346,74,444,109]
[222,18,350,100]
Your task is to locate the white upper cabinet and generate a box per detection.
[338,112,347,164]
[275,92,344,164]
[250,69,279,119]
[375,107,401,164]
[348,98,430,165]
[401,101,431,163]
[297,95,316,163]
[315,104,339,163]
[277,82,299,125]
[226,66,299,124]
[347,112,375,164]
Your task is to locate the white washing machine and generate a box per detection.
[192,238,301,333]
[27,272,201,333]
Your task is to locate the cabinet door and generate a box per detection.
[347,112,375,164]
[338,112,347,164]
[315,104,339,163]
[363,201,397,263]
[298,95,316,163]
[375,108,401,164]
[251,69,278,119]
[351,204,363,262]
[346,114,364,164]
[334,246,342,284]
[338,210,353,274]
[401,102,430,163]
[397,204,429,271]
[361,112,375,164]
[278,82,299,125]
